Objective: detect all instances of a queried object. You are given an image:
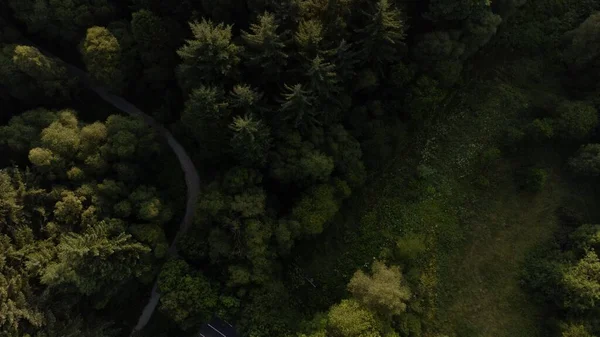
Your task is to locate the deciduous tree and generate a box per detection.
[158,259,218,328]
[569,144,600,176]
[327,299,383,337]
[554,101,598,141]
[12,45,73,100]
[348,261,411,317]
[563,250,600,311]
[80,26,122,90]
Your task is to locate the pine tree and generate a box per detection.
[40,221,150,296]
[0,235,44,335]
[229,115,271,167]
[279,83,318,128]
[183,86,229,132]
[295,19,324,58]
[241,12,288,78]
[177,19,241,91]
[182,86,231,159]
[0,171,22,230]
[356,0,405,67]
[324,39,359,85]
[229,84,264,115]
[299,0,354,40]
[306,55,340,106]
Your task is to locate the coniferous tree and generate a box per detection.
[242,12,288,78]
[181,86,230,155]
[295,19,324,59]
[305,55,341,115]
[299,0,354,39]
[356,0,405,68]
[325,39,358,86]
[40,221,150,296]
[229,84,264,115]
[279,83,317,128]
[177,19,241,91]
[229,115,271,167]
[0,235,43,335]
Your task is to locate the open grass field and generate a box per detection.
[434,165,567,337]
[290,60,573,337]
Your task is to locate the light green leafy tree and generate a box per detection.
[158,259,218,328]
[0,109,57,152]
[563,250,600,311]
[80,26,122,90]
[327,299,383,337]
[292,184,339,235]
[12,45,73,100]
[347,261,411,317]
[40,110,81,158]
[53,191,85,227]
[561,323,595,337]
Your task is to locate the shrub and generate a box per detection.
[395,233,427,264]
[519,168,549,192]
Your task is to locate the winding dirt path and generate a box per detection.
[15,38,200,334]
[69,66,200,335]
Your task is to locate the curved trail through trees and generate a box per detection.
[70,65,200,335]
[14,36,200,334]
[72,63,200,335]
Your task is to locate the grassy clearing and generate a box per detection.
[289,70,567,337]
[435,164,567,337]
[289,1,598,333]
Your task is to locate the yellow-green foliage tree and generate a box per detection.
[80,26,123,91]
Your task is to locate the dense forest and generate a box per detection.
[2,0,600,336]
